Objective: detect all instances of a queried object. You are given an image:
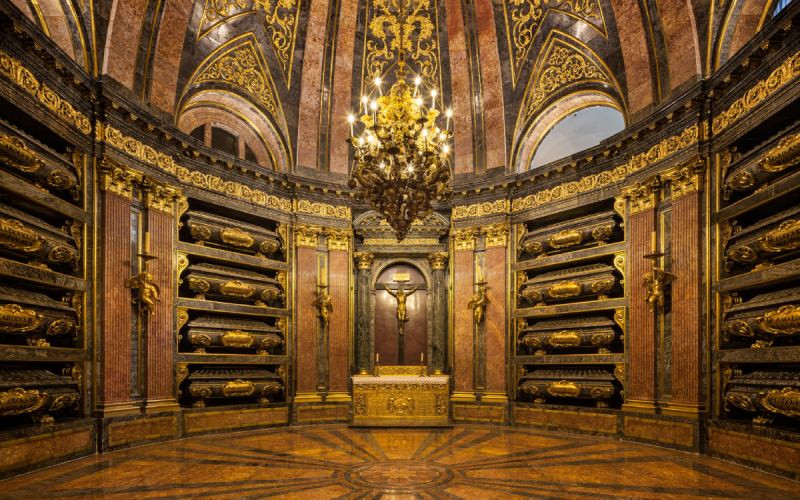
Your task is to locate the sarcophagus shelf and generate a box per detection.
[0,131,79,198]
[724,205,800,273]
[0,367,80,424]
[519,263,619,306]
[518,368,618,407]
[185,210,282,258]
[724,132,800,199]
[185,315,283,354]
[723,286,800,348]
[183,263,284,307]
[518,315,616,355]
[519,210,619,258]
[0,201,79,271]
[0,286,78,347]
[186,367,283,408]
[724,369,800,425]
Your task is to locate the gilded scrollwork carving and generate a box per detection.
[452,228,477,251]
[483,223,510,248]
[295,224,321,248]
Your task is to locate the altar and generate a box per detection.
[351,366,450,426]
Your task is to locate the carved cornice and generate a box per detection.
[0,50,91,135]
[354,251,375,270]
[99,158,142,199]
[294,199,351,220]
[143,180,182,213]
[712,48,800,135]
[452,200,510,221]
[511,124,698,214]
[428,252,448,270]
[325,228,351,251]
[99,123,178,174]
[483,223,510,248]
[295,224,321,248]
[452,228,478,251]
[663,158,705,200]
[362,237,440,246]
[622,179,660,215]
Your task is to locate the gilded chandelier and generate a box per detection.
[347,3,453,241]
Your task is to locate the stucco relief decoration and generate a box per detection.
[363,0,442,96]
[197,0,301,85]
[521,36,612,121]
[503,0,607,86]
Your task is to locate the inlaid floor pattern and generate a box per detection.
[1,424,797,498]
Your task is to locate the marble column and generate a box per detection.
[97,160,141,417]
[483,223,509,402]
[354,252,374,374]
[452,228,477,401]
[665,161,705,417]
[622,179,660,413]
[142,181,181,413]
[295,225,322,402]
[326,229,351,401]
[428,252,449,374]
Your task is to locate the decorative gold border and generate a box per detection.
[452,200,510,221]
[294,199,351,220]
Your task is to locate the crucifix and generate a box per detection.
[386,274,418,364]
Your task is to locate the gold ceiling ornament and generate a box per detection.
[521,34,612,121]
[348,0,452,241]
[502,0,606,86]
[197,0,301,86]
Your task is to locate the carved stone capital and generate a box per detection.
[483,222,510,248]
[295,224,321,248]
[664,158,705,200]
[622,178,660,215]
[428,252,448,270]
[354,251,374,270]
[452,228,477,251]
[99,157,142,199]
[143,179,182,213]
[324,228,351,251]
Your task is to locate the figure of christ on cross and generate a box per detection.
[385,284,418,336]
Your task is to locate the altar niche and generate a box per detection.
[374,263,428,366]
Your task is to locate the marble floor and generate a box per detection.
[0,424,798,499]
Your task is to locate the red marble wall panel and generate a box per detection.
[101,192,132,404]
[657,0,702,90]
[453,249,474,393]
[329,0,359,174]
[328,249,349,392]
[670,191,701,407]
[146,209,174,401]
[295,0,331,169]
[149,0,193,113]
[37,0,76,60]
[474,0,507,170]
[296,246,318,393]
[610,0,655,112]
[484,246,506,393]
[445,0,475,174]
[628,210,656,404]
[103,0,148,89]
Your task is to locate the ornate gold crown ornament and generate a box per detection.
[346,0,453,241]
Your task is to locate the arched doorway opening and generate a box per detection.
[374,263,428,365]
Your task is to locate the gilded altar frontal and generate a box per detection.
[0,0,799,496]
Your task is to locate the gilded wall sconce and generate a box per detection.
[468,281,489,325]
[643,231,676,312]
[312,284,333,329]
[125,231,160,315]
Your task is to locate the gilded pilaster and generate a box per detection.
[483,222,510,248]
[452,228,477,251]
[295,224,322,248]
[99,158,142,198]
[355,251,374,374]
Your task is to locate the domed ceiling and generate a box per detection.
[8,0,784,178]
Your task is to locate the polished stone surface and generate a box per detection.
[1,424,798,498]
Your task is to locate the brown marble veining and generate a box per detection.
[0,424,797,498]
[445,0,475,174]
[609,0,655,112]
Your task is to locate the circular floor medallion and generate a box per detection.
[345,460,453,489]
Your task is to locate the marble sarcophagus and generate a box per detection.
[0,131,79,198]
[0,201,79,271]
[724,205,800,273]
[184,263,284,307]
[0,286,78,347]
[519,263,618,306]
[722,286,800,348]
[0,367,80,424]
[518,368,617,407]
[723,369,800,425]
[185,210,282,258]
[724,132,800,199]
[519,211,619,258]
[186,367,283,408]
[185,315,283,355]
[518,316,616,355]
